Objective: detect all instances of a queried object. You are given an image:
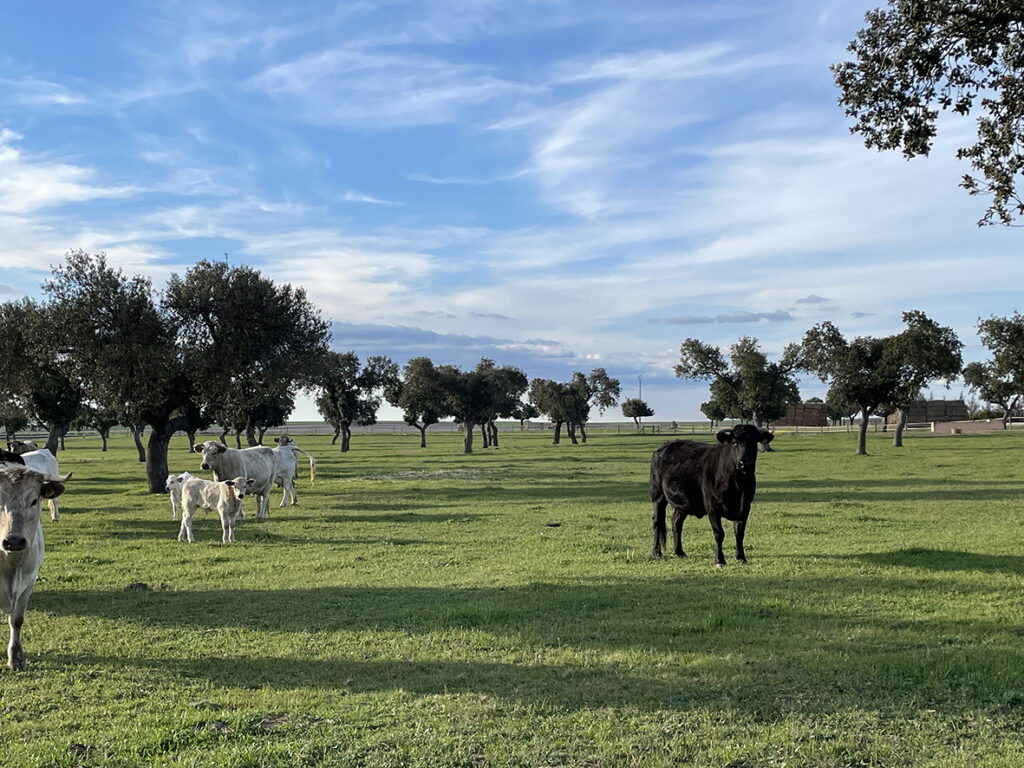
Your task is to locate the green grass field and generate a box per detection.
[4,428,1024,767]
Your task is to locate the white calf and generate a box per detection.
[166,471,192,521]
[178,475,254,544]
[0,449,61,521]
[0,466,70,669]
[194,442,275,520]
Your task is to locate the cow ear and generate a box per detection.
[225,480,235,487]
[246,478,256,488]
[759,429,775,444]
[41,480,66,499]
[193,445,204,454]
[716,429,734,444]
[215,444,227,454]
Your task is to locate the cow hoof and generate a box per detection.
[715,562,726,568]
[674,551,687,559]
[736,558,748,564]
[7,654,26,671]
[651,552,662,560]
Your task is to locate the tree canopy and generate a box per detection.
[316,351,399,452]
[675,337,801,429]
[621,397,654,428]
[833,0,1024,225]
[802,311,962,454]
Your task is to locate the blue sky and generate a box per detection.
[2,0,1021,421]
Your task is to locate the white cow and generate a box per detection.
[0,466,70,669]
[271,435,317,507]
[0,449,62,521]
[165,471,193,521]
[178,475,254,544]
[194,441,275,520]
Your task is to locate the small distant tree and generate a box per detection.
[825,388,860,426]
[437,364,491,454]
[512,402,539,430]
[391,357,445,448]
[76,404,120,452]
[621,398,654,429]
[700,399,727,429]
[475,359,528,448]
[566,368,620,443]
[529,378,573,444]
[316,352,400,452]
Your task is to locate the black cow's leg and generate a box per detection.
[734,519,747,563]
[709,514,726,567]
[652,497,667,558]
[671,508,686,558]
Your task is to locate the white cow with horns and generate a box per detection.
[194,441,275,520]
[0,466,70,669]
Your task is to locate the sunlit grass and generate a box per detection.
[4,427,1024,766]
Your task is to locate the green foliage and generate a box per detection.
[392,357,445,445]
[621,397,654,427]
[676,337,801,425]
[164,260,331,435]
[8,429,1024,766]
[316,352,400,451]
[833,0,1024,225]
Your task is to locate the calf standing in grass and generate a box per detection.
[166,471,192,520]
[178,475,254,543]
[651,424,774,566]
[0,466,69,669]
[194,441,274,520]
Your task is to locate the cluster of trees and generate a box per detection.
[0,252,630,492]
[677,310,1024,455]
[0,253,330,493]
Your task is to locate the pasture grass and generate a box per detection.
[3,427,1024,767]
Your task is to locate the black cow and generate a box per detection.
[0,450,25,466]
[650,424,774,566]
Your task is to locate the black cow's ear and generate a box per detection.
[760,429,775,444]
[716,429,734,444]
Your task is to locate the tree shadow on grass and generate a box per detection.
[838,548,1024,574]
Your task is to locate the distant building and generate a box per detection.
[774,402,827,427]
[884,399,968,425]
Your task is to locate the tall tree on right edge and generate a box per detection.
[833,1,1024,225]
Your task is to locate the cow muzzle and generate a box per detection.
[1,534,28,552]
[201,462,210,470]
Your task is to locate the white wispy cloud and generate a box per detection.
[342,191,403,206]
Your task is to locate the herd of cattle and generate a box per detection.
[1,426,770,670]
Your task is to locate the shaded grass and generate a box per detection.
[4,428,1024,766]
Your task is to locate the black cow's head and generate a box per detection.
[716,424,774,474]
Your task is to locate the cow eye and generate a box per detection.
[30,497,39,507]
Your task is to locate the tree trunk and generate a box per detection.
[480,424,489,449]
[579,422,587,443]
[489,421,499,447]
[59,427,67,451]
[567,422,579,445]
[416,423,427,448]
[340,423,351,453]
[235,431,243,449]
[257,426,268,445]
[857,408,871,455]
[100,429,109,452]
[892,408,909,447]
[131,425,147,462]
[245,423,257,447]
[44,423,61,455]
[463,420,475,454]
[553,421,562,444]
[145,422,174,493]
[186,431,197,452]
[331,426,340,445]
